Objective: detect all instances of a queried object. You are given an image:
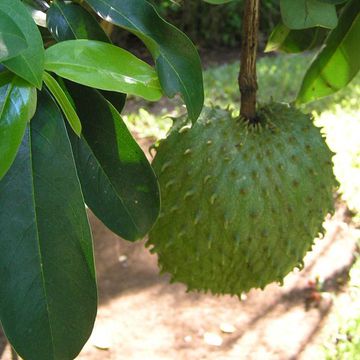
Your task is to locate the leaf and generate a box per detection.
[0,76,37,180]
[0,89,97,360]
[296,0,360,104]
[0,0,44,88]
[47,0,109,42]
[318,0,348,4]
[100,90,127,114]
[280,0,338,29]
[46,1,126,113]
[43,71,82,136]
[203,0,235,3]
[66,82,160,240]
[23,3,47,28]
[85,0,204,121]
[22,0,50,12]
[265,22,324,53]
[0,10,28,62]
[0,70,14,88]
[45,39,162,101]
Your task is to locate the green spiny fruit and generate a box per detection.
[148,103,337,296]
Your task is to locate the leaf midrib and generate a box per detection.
[45,62,161,90]
[0,81,14,121]
[29,127,56,359]
[80,130,141,235]
[54,2,77,40]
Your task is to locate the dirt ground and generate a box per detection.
[1,201,359,360]
[0,134,359,360]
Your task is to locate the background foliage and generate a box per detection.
[143,0,281,47]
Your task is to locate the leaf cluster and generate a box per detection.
[152,0,280,48]
[0,0,203,358]
[0,0,359,358]
[265,0,360,104]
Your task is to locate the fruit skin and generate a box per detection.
[148,103,337,296]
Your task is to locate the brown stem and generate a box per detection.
[239,0,260,122]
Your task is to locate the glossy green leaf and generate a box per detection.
[85,0,204,121]
[45,40,162,101]
[43,71,82,136]
[0,90,97,360]
[280,0,338,29]
[1,0,44,88]
[46,1,126,113]
[0,76,37,180]
[265,22,325,53]
[66,82,160,241]
[47,0,109,42]
[297,0,360,104]
[0,10,28,62]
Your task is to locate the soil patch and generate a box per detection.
[1,202,357,360]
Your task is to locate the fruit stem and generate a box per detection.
[239,0,260,122]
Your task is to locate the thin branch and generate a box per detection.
[239,0,260,122]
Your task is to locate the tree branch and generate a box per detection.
[239,0,260,122]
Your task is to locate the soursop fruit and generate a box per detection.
[148,103,337,295]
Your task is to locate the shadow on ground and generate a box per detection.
[0,202,358,360]
[75,201,358,360]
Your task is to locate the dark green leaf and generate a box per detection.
[280,0,338,29]
[85,0,204,121]
[99,90,127,113]
[43,71,82,136]
[0,76,37,180]
[265,22,325,53]
[0,70,14,88]
[318,0,348,4]
[0,10,28,62]
[0,90,97,360]
[45,39,162,101]
[47,0,109,42]
[1,0,44,88]
[66,82,160,241]
[46,1,126,113]
[297,0,360,103]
